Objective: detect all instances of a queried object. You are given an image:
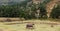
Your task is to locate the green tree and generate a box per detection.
[51,3,60,18]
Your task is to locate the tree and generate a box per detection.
[39,2,47,18]
[51,3,60,19]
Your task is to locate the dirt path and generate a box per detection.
[23,20,60,25]
[4,20,60,25]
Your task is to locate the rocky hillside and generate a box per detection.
[46,0,60,18]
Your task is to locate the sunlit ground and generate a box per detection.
[0,20,60,31]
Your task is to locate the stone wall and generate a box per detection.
[0,18,25,22]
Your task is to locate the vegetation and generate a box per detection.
[0,0,60,19]
[51,3,60,19]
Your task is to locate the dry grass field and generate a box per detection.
[0,20,60,31]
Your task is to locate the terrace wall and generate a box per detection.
[0,17,25,22]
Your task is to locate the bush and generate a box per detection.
[51,3,60,18]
